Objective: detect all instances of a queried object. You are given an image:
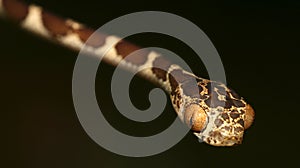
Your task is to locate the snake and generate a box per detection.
[0,0,255,146]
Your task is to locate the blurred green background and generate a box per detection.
[1,0,299,167]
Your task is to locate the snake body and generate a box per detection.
[0,0,255,146]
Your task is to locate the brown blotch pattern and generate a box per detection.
[171,89,183,110]
[204,93,225,108]
[237,119,244,127]
[225,91,245,108]
[235,127,243,132]
[231,99,245,107]
[73,28,106,48]
[221,113,230,120]
[216,86,226,96]
[168,69,196,95]
[181,80,201,98]
[2,0,29,22]
[168,74,179,95]
[206,82,213,95]
[151,57,172,81]
[224,126,231,131]
[230,112,240,119]
[42,10,71,36]
[229,88,241,99]
[214,118,223,128]
[169,69,195,83]
[176,98,180,109]
[152,68,167,81]
[199,81,247,110]
[114,40,149,65]
[225,100,234,109]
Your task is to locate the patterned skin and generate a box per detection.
[165,69,254,146]
[0,0,254,146]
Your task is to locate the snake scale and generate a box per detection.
[0,0,255,146]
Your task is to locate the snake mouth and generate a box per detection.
[201,132,243,146]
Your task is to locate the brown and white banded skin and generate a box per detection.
[0,0,255,146]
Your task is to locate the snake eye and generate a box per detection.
[184,104,207,131]
[244,104,255,129]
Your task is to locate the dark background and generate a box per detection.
[1,0,300,167]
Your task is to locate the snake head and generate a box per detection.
[168,69,254,146]
[181,80,255,146]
